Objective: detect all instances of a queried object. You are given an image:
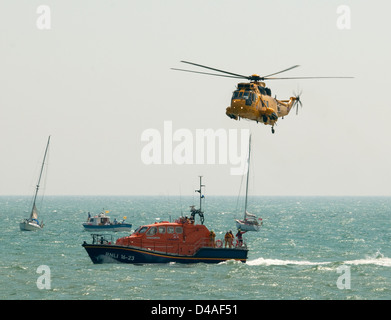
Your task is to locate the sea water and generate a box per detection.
[1,196,391,300]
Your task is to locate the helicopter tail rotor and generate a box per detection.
[293,90,303,115]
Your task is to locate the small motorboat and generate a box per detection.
[82,177,248,264]
[82,211,132,232]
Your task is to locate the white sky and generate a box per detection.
[1,0,390,196]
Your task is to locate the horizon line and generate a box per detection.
[1,194,390,197]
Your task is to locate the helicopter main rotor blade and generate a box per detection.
[174,61,354,82]
[171,68,245,79]
[264,76,354,80]
[262,65,300,78]
[180,60,249,79]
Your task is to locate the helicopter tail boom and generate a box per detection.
[277,96,301,116]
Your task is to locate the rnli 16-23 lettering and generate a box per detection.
[104,252,134,261]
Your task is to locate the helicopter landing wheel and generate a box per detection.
[271,127,275,134]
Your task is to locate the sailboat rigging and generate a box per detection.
[235,134,262,232]
[20,136,51,231]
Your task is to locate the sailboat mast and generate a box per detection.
[30,136,51,217]
[191,176,205,224]
[244,135,251,218]
[198,175,204,213]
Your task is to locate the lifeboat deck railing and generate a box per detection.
[109,236,247,257]
[91,233,115,245]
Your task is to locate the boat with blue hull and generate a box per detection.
[82,177,248,264]
[82,234,248,264]
[83,223,132,232]
[83,211,132,232]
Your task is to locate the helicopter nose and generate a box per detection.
[231,99,245,109]
[226,100,246,120]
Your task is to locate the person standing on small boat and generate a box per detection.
[236,229,246,247]
[224,231,234,248]
[209,230,216,247]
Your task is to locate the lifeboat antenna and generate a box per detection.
[190,176,205,224]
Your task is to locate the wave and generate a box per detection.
[247,257,330,266]
[344,257,391,267]
[343,250,391,267]
[248,254,391,267]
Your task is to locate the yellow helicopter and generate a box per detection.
[172,61,353,133]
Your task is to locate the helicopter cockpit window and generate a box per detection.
[232,91,244,99]
[242,91,250,99]
[258,86,266,95]
[244,91,254,105]
[233,90,256,102]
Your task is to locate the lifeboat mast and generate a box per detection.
[190,176,205,224]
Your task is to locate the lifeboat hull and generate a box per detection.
[82,243,248,264]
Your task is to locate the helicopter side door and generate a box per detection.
[266,97,278,115]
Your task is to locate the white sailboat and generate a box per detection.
[20,136,50,231]
[235,135,262,232]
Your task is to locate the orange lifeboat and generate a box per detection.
[82,177,248,264]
